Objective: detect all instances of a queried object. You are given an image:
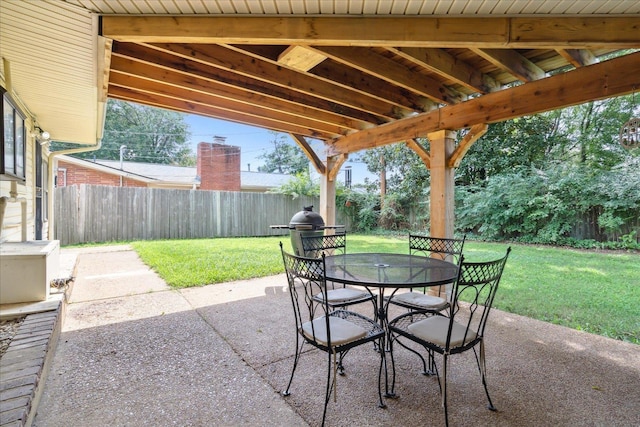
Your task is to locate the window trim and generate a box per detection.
[1,88,27,181]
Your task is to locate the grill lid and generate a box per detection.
[289,206,325,230]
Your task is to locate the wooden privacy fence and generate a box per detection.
[54,185,334,246]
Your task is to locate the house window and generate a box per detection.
[2,89,26,180]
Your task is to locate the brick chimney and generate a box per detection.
[197,140,241,191]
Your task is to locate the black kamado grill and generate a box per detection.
[271,206,344,256]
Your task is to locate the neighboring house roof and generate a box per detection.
[241,171,292,191]
[57,155,291,191]
[94,160,196,185]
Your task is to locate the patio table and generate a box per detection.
[324,252,459,396]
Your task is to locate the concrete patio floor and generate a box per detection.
[27,246,640,426]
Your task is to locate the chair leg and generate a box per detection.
[337,350,348,375]
[477,340,496,411]
[283,335,302,396]
[441,353,449,427]
[395,337,430,375]
[386,332,398,398]
[377,336,387,408]
[322,350,334,427]
[427,349,436,375]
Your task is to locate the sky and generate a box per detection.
[184,114,377,185]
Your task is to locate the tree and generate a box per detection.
[550,96,635,168]
[258,132,310,174]
[360,144,431,229]
[456,114,559,185]
[63,99,194,166]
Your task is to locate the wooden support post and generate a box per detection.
[319,157,337,230]
[428,130,456,240]
[428,130,456,300]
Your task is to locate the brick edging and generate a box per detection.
[0,306,63,427]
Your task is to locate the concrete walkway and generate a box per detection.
[31,246,304,427]
[30,246,640,426]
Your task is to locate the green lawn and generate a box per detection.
[131,235,639,344]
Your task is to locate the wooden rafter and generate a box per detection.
[224,44,423,116]
[390,47,500,94]
[556,49,597,68]
[471,48,546,82]
[314,46,464,104]
[138,42,400,121]
[330,52,640,155]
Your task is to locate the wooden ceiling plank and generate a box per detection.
[277,45,327,71]
[390,46,500,94]
[144,42,403,120]
[330,52,640,155]
[109,72,346,137]
[314,46,464,104]
[108,54,370,132]
[471,48,546,82]
[101,16,639,48]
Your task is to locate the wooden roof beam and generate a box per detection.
[101,16,640,49]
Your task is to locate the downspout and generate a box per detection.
[0,181,28,242]
[46,96,106,239]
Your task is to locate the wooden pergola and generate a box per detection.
[4,0,639,239]
[101,12,639,236]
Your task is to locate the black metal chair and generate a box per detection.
[386,234,466,374]
[280,243,386,426]
[388,248,511,427]
[301,232,376,313]
[389,234,466,313]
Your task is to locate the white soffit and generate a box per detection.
[0,0,100,145]
[64,0,640,15]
